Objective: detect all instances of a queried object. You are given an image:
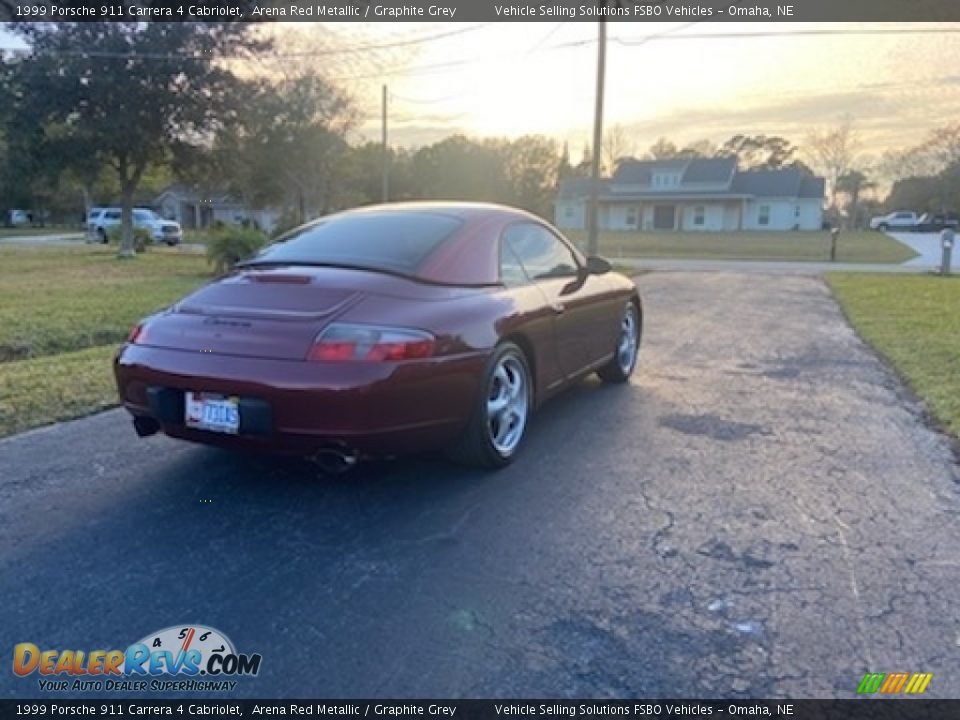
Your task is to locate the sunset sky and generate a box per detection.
[3,21,959,166]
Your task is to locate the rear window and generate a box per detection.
[250,211,462,275]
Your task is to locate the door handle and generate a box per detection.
[550,302,565,314]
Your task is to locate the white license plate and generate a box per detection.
[185,392,240,434]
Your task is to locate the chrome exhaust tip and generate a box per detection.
[310,446,359,475]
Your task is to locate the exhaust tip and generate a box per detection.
[133,416,161,438]
[310,446,359,475]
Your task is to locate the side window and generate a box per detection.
[105,210,121,220]
[503,223,579,281]
[499,238,529,287]
[758,205,770,226]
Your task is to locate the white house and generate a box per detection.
[154,185,281,234]
[555,157,825,232]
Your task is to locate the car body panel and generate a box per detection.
[114,202,641,458]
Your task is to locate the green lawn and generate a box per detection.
[0,245,210,361]
[0,225,80,237]
[0,246,212,437]
[827,273,960,439]
[0,345,120,438]
[565,230,917,264]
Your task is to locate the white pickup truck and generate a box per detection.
[869,211,919,232]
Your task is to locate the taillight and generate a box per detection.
[127,322,146,344]
[308,324,435,362]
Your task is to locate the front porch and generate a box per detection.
[600,200,748,232]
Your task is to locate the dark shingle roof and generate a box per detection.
[613,160,687,184]
[682,157,737,183]
[799,175,826,199]
[730,168,826,198]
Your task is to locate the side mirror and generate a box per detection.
[585,255,612,275]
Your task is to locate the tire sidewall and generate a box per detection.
[479,342,532,466]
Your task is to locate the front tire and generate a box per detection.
[447,342,532,469]
[97,228,107,244]
[598,301,641,384]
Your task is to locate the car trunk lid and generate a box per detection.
[143,269,363,360]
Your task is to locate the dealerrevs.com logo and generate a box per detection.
[13,625,262,693]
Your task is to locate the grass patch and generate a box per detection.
[0,245,210,361]
[0,225,79,237]
[0,344,120,437]
[827,273,960,438]
[565,230,916,264]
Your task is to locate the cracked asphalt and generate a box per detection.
[2,271,959,699]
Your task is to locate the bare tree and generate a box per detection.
[602,124,635,175]
[805,116,862,211]
[646,137,680,160]
[923,123,960,172]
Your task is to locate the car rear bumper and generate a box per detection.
[114,344,487,456]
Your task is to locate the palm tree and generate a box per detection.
[836,170,876,229]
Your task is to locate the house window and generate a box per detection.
[693,206,705,226]
[758,205,771,226]
[653,173,679,188]
[795,205,801,218]
[564,205,574,218]
[625,207,637,226]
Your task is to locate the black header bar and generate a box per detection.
[2,0,960,22]
[3,700,960,720]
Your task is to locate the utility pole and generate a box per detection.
[382,84,389,203]
[587,19,606,257]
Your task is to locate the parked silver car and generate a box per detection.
[87,207,182,245]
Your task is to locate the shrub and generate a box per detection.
[107,225,152,253]
[206,227,268,274]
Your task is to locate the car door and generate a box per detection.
[502,222,598,379]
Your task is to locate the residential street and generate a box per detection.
[1,271,958,699]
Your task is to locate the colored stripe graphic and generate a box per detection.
[858,672,932,694]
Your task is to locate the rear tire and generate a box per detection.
[598,301,641,384]
[97,228,107,244]
[447,342,532,469]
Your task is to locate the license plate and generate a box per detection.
[185,392,240,434]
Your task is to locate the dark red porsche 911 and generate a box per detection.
[114,202,642,469]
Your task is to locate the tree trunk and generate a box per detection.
[118,184,135,258]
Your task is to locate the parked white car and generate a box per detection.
[87,207,182,245]
[869,211,919,232]
[6,209,32,226]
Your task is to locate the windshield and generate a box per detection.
[248,211,462,275]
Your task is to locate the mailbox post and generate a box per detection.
[941,227,955,276]
[830,227,839,262]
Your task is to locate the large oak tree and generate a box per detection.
[5,22,266,255]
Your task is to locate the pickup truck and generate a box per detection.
[869,211,920,232]
[915,212,960,233]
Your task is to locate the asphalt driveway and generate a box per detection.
[888,230,958,270]
[1,272,958,699]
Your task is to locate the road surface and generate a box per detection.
[1,272,958,699]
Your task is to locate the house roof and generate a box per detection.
[731,169,825,198]
[681,157,737,183]
[156,184,239,205]
[612,157,737,186]
[559,160,824,203]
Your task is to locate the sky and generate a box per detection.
[3,21,959,167]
